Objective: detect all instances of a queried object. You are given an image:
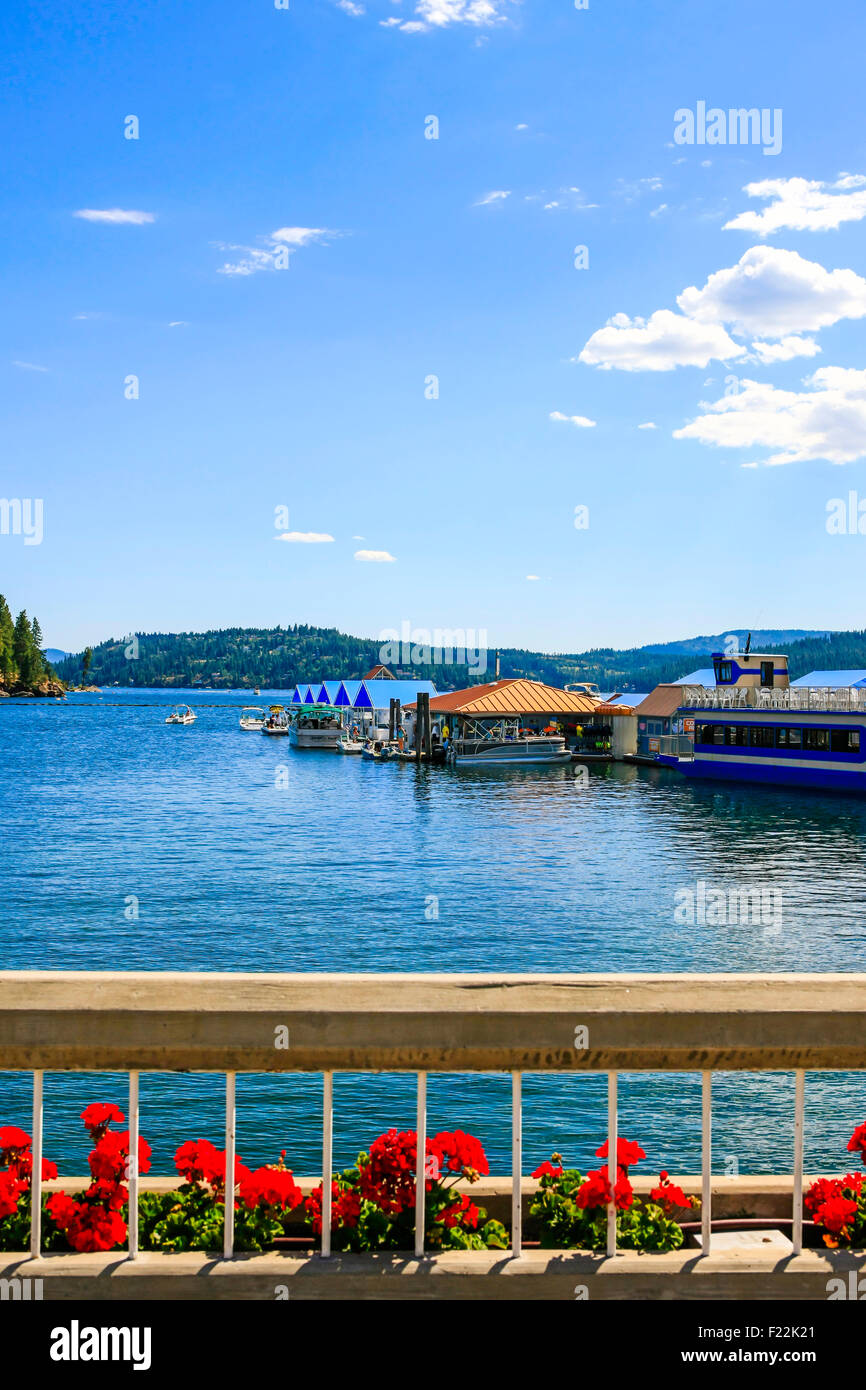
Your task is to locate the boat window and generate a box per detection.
[749,726,775,748]
[724,726,748,746]
[802,728,829,750]
[760,661,774,687]
[715,661,733,683]
[830,728,860,753]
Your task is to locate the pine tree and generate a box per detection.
[13,610,37,686]
[0,596,14,679]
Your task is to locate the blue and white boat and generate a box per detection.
[658,648,866,792]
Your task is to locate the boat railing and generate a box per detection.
[678,685,866,713]
[4,969,866,1278]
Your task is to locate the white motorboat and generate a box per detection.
[165,704,196,725]
[289,704,343,750]
[262,705,290,735]
[239,706,265,731]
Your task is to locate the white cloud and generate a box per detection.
[336,0,365,13]
[750,335,820,364]
[216,226,334,276]
[355,549,396,562]
[638,421,657,429]
[380,0,513,31]
[526,574,540,581]
[550,411,596,427]
[677,245,866,339]
[515,123,528,130]
[650,204,669,218]
[725,175,866,236]
[674,367,866,466]
[352,534,365,540]
[579,309,741,372]
[474,190,510,206]
[74,208,155,225]
[275,532,335,543]
[11,360,48,372]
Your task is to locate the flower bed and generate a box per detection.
[2,1107,866,1256]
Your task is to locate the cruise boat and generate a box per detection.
[239,706,265,731]
[262,705,290,736]
[289,703,343,750]
[658,647,866,791]
[165,704,195,725]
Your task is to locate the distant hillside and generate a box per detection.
[54,624,866,694]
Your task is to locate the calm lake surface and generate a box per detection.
[2,688,865,1177]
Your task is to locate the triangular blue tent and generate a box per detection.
[334,682,352,707]
[352,681,373,709]
[291,688,302,704]
[303,685,316,704]
[316,684,330,704]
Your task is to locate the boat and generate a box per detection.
[361,739,390,761]
[165,704,195,725]
[658,647,866,792]
[289,704,343,750]
[262,705,290,735]
[447,716,571,767]
[336,734,366,754]
[239,706,265,731]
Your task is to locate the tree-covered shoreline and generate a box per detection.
[0,595,63,697]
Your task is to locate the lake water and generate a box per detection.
[1,688,865,1179]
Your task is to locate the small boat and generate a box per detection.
[262,705,290,735]
[239,706,265,731]
[361,739,388,761]
[336,735,366,754]
[447,716,571,767]
[165,704,195,725]
[289,704,343,750]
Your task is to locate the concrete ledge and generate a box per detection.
[3,970,866,1071]
[2,1248,864,1300]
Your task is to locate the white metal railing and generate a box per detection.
[679,685,866,713]
[6,971,865,1267]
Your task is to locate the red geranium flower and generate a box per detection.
[0,1170,27,1218]
[594,1138,647,1169]
[64,1204,127,1253]
[80,1104,125,1141]
[576,1166,634,1211]
[532,1160,564,1181]
[436,1193,480,1230]
[10,1151,58,1183]
[814,1195,858,1242]
[847,1122,866,1167]
[46,1191,80,1229]
[239,1166,303,1212]
[430,1131,490,1180]
[0,1126,32,1166]
[650,1172,691,1215]
[88,1131,151,1185]
[305,1180,362,1235]
[175,1139,222,1184]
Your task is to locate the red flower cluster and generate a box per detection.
[239,1166,303,1212]
[595,1138,647,1169]
[0,1170,28,1219]
[305,1180,362,1236]
[0,1126,33,1166]
[436,1193,480,1230]
[650,1171,692,1216]
[575,1166,634,1211]
[358,1129,419,1214]
[174,1139,250,1194]
[805,1171,865,1247]
[46,1105,149,1253]
[532,1160,564,1180]
[847,1122,866,1167]
[429,1131,489,1181]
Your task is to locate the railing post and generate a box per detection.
[606,1072,617,1257]
[223,1072,236,1259]
[511,1071,522,1257]
[415,1072,427,1257]
[321,1071,333,1257]
[127,1071,139,1260]
[701,1071,712,1255]
[792,1069,805,1255]
[30,1070,43,1260]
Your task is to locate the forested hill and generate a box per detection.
[53,624,862,694]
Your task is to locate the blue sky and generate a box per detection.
[3,0,866,654]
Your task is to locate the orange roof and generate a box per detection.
[363,664,395,680]
[406,678,599,717]
[632,684,686,718]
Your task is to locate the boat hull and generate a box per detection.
[290,728,342,749]
[451,737,571,767]
[665,755,866,792]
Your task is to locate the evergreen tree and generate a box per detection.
[0,596,13,679]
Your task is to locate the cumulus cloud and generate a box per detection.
[579,309,741,372]
[74,209,155,225]
[725,175,866,235]
[384,0,514,32]
[216,226,335,275]
[336,0,365,13]
[750,335,821,364]
[676,246,866,339]
[580,246,866,371]
[550,411,596,427]
[674,367,866,466]
[275,532,335,543]
[355,549,396,562]
[638,421,657,429]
